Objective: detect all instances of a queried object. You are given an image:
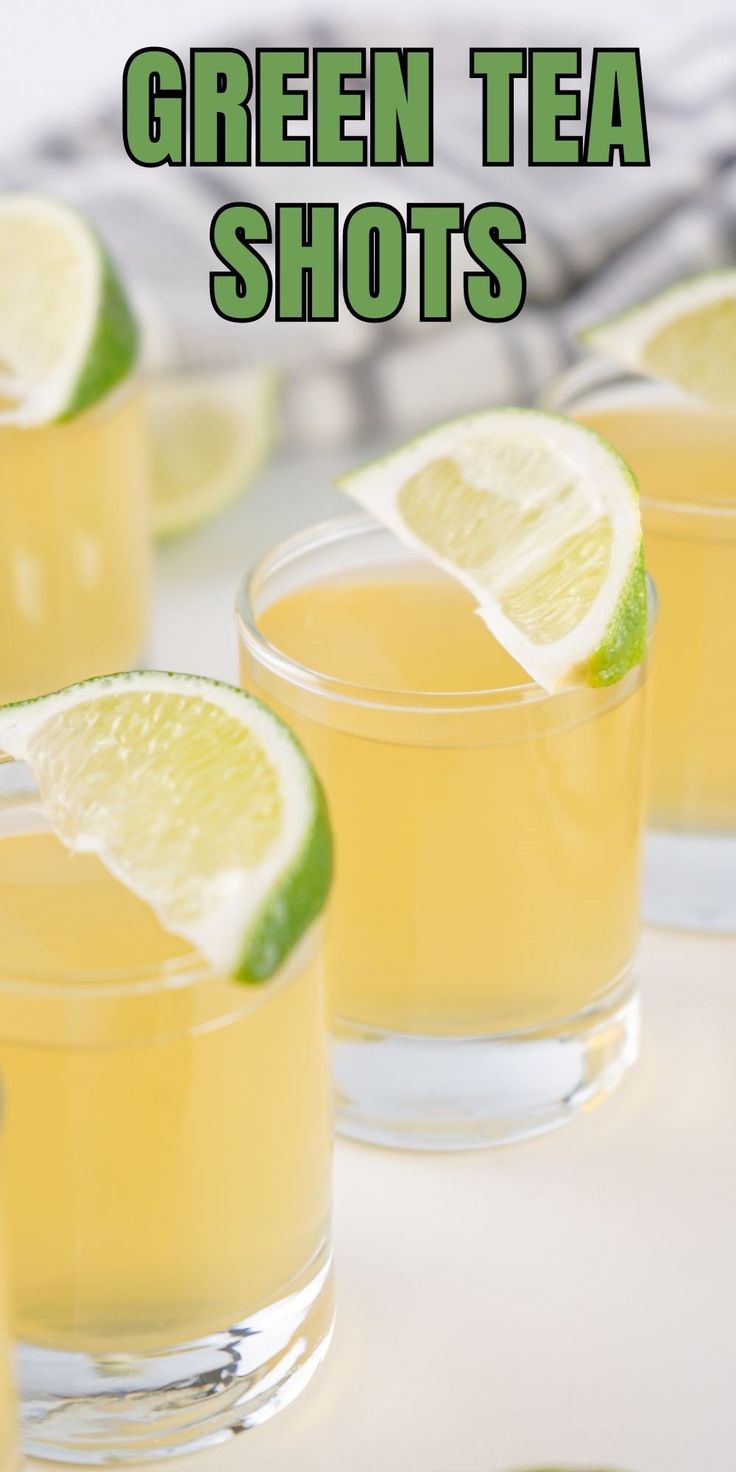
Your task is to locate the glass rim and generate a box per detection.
[0,921,316,1002]
[0,950,209,999]
[0,760,207,994]
[545,357,736,522]
[235,513,655,716]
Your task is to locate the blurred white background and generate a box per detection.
[3,0,734,150]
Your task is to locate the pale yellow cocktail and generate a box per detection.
[0,781,332,1458]
[0,385,150,703]
[574,399,736,830]
[550,359,736,929]
[238,517,650,1147]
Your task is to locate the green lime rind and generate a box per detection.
[59,244,139,423]
[340,406,649,691]
[562,421,648,690]
[239,768,333,983]
[0,671,333,986]
[587,539,648,687]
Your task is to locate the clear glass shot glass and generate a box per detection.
[548,360,736,932]
[0,380,150,703]
[0,760,334,1463]
[237,515,653,1151]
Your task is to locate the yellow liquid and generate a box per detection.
[577,404,736,830]
[0,385,150,703]
[0,819,332,1353]
[244,567,648,1035]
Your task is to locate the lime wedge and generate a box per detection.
[0,194,137,427]
[339,409,646,692]
[0,673,332,981]
[148,367,278,540]
[583,270,736,411]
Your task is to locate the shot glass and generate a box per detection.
[0,760,333,1463]
[0,381,150,703]
[549,360,736,931]
[237,515,653,1150]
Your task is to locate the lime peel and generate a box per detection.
[339,408,646,693]
[0,194,138,427]
[61,249,138,422]
[0,672,332,982]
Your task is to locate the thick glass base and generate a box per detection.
[333,976,639,1151]
[18,1246,334,1465]
[644,827,736,933]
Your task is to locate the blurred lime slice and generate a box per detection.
[583,270,736,411]
[0,671,332,982]
[148,366,278,539]
[0,194,137,426]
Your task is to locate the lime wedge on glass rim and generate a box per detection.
[0,193,138,427]
[148,366,278,540]
[0,673,332,982]
[583,270,736,411]
[339,408,646,693]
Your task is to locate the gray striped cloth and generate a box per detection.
[3,19,735,447]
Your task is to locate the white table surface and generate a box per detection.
[38,448,736,1472]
